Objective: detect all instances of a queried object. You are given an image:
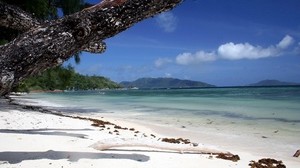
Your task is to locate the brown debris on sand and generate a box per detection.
[89,118,112,127]
[216,153,240,162]
[161,138,191,144]
[293,149,300,157]
[249,158,286,168]
[114,125,128,130]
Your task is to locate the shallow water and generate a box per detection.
[23,86,300,122]
[21,87,300,138]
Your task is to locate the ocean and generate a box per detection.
[21,86,300,122]
[16,86,300,157]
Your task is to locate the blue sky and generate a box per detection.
[65,0,300,86]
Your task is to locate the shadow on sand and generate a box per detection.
[0,150,150,164]
[0,128,92,138]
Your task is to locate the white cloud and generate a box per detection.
[218,35,294,60]
[155,58,173,68]
[176,51,216,65]
[217,42,278,60]
[156,12,177,33]
[154,35,297,67]
[277,35,294,49]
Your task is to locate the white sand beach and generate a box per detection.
[0,98,299,168]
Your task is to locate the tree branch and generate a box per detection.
[0,0,183,96]
[0,2,40,32]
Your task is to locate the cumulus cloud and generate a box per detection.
[156,12,177,33]
[155,58,173,68]
[217,42,278,60]
[218,35,294,60]
[176,51,217,65]
[154,35,297,67]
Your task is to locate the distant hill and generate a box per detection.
[120,77,214,89]
[249,80,300,86]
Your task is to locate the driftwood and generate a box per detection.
[91,138,240,162]
[90,138,236,156]
[0,0,182,96]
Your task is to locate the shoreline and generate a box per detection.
[1,97,299,167]
[95,113,300,160]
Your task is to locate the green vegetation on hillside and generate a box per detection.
[13,66,121,92]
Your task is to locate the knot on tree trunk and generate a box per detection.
[73,20,92,40]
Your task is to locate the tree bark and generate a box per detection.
[0,0,182,96]
[0,2,40,32]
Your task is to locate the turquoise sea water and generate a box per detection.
[24,86,300,123]
[21,86,300,135]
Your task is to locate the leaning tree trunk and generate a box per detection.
[0,0,182,96]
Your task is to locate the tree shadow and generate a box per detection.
[0,98,22,111]
[0,129,92,138]
[0,150,150,164]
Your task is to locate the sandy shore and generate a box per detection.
[0,98,299,168]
